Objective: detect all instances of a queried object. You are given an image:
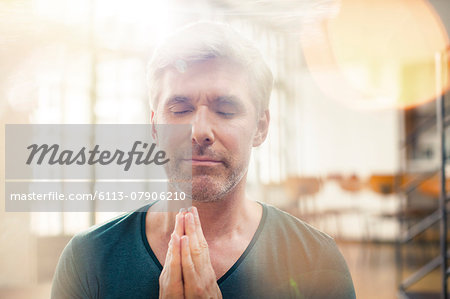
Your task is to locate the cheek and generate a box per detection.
[220,125,256,156]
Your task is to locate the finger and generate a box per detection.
[186,211,211,273]
[191,206,201,226]
[174,209,185,237]
[185,212,201,255]
[191,207,206,243]
[163,236,173,267]
[185,212,198,243]
[181,236,197,287]
[190,208,210,261]
[184,212,203,267]
[167,233,182,282]
[165,211,186,279]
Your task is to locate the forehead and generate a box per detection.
[158,59,251,105]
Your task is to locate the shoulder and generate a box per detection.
[51,206,150,298]
[259,203,356,298]
[60,208,144,269]
[262,202,343,262]
[73,208,143,248]
[262,202,335,248]
[62,204,150,271]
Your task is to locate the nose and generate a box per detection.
[191,106,215,146]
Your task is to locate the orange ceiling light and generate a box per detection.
[301,0,449,110]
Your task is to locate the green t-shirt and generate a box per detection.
[51,202,355,299]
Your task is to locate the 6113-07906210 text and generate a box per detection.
[9,191,186,201]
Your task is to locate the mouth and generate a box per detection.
[182,157,223,166]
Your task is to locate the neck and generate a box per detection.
[150,175,260,242]
[192,178,250,241]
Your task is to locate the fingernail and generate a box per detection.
[179,208,186,213]
[187,207,192,212]
[192,206,198,217]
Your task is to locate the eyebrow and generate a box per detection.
[214,95,245,111]
[213,96,245,111]
[164,95,243,108]
[215,95,240,105]
[165,96,192,107]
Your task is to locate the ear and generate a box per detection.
[151,110,158,145]
[252,109,270,147]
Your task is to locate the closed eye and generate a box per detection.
[217,111,235,117]
[213,97,239,117]
[173,110,192,115]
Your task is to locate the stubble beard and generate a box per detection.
[190,164,246,202]
[166,144,248,203]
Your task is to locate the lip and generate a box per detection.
[182,158,222,166]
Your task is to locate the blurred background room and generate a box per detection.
[1,0,450,298]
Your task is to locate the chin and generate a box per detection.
[191,181,220,202]
[189,175,229,202]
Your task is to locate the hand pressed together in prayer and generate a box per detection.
[159,207,222,299]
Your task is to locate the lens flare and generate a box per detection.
[301,0,449,110]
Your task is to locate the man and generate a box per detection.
[51,22,356,299]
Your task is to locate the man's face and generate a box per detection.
[152,58,269,202]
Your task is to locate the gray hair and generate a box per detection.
[147,21,273,114]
